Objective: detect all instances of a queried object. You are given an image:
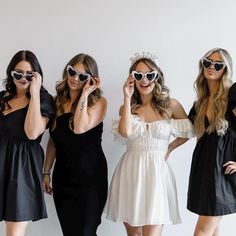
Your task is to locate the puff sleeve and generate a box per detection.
[112,116,144,145]
[40,90,55,128]
[171,119,195,138]
[112,119,128,145]
[228,83,236,111]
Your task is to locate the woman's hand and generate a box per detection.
[223,161,236,174]
[30,72,42,96]
[123,75,134,99]
[82,77,100,96]
[43,174,53,195]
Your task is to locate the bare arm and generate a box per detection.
[73,77,107,134]
[165,98,190,160]
[24,72,48,139]
[43,137,56,195]
[118,76,134,137]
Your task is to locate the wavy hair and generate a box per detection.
[53,53,102,130]
[129,58,170,118]
[0,50,44,114]
[194,48,233,137]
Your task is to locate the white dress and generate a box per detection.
[105,116,194,226]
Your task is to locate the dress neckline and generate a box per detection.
[1,105,28,117]
[132,115,169,124]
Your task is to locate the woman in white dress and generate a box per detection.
[105,53,194,236]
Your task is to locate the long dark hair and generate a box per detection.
[52,53,102,130]
[0,50,44,114]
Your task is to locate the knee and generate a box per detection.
[124,223,142,236]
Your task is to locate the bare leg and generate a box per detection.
[193,216,222,236]
[124,222,142,236]
[143,225,163,236]
[6,221,29,236]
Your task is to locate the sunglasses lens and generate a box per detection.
[133,72,143,81]
[214,63,224,71]
[26,74,33,81]
[202,59,211,69]
[12,72,23,80]
[79,74,90,82]
[67,67,77,77]
[146,72,157,81]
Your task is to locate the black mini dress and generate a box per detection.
[50,113,108,236]
[0,90,55,221]
[187,83,236,216]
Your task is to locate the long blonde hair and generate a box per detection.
[194,48,233,137]
[129,58,170,118]
[52,53,101,130]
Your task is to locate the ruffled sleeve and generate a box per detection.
[40,90,55,128]
[171,119,195,138]
[227,83,236,131]
[228,83,236,110]
[112,119,128,145]
[111,116,144,145]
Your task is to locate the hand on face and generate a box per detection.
[82,76,100,96]
[29,72,42,96]
[123,75,135,99]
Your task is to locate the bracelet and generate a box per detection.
[43,171,51,175]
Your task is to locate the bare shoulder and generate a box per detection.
[88,96,107,122]
[168,98,187,119]
[168,98,183,109]
[98,96,107,107]
[93,96,107,108]
[89,96,107,113]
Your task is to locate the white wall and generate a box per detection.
[0,0,236,235]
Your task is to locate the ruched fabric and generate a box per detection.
[105,116,194,226]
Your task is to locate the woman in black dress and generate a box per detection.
[43,53,108,236]
[187,48,236,236]
[0,50,54,236]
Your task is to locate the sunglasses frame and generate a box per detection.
[131,70,158,82]
[201,57,226,72]
[66,65,91,82]
[11,70,34,81]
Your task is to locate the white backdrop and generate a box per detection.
[0,0,236,235]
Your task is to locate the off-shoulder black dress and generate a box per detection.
[50,113,108,236]
[187,83,236,216]
[0,90,55,221]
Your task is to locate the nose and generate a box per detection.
[141,75,149,82]
[74,74,79,81]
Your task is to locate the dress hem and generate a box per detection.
[105,215,181,226]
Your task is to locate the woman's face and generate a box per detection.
[67,63,88,91]
[203,51,226,81]
[13,60,33,92]
[133,62,156,96]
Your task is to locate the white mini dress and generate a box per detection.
[105,116,194,226]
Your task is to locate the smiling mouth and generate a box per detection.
[71,81,79,85]
[140,84,150,88]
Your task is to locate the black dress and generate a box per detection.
[187,83,236,216]
[0,90,55,221]
[50,113,108,236]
